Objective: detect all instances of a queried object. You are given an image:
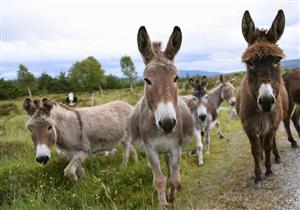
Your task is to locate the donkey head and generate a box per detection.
[219,75,236,106]
[189,76,209,122]
[137,26,182,134]
[23,98,56,164]
[242,10,285,112]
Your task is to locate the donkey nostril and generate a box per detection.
[258,98,263,104]
[271,97,275,104]
[159,118,176,133]
[199,114,207,121]
[159,121,162,127]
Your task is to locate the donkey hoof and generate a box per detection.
[160,202,169,209]
[219,135,225,139]
[76,166,85,178]
[265,170,273,177]
[291,141,298,148]
[275,157,281,164]
[205,151,210,155]
[198,159,204,165]
[64,169,78,181]
[189,149,197,156]
[167,193,175,203]
[254,176,262,184]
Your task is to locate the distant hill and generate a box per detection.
[178,58,300,78]
[281,59,300,69]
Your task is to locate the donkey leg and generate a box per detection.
[264,134,273,177]
[272,137,281,164]
[167,147,181,203]
[194,128,204,165]
[215,120,225,139]
[284,104,298,148]
[164,153,171,179]
[205,128,211,155]
[292,108,300,140]
[246,131,263,184]
[64,151,88,181]
[130,144,139,163]
[121,141,131,166]
[145,147,168,207]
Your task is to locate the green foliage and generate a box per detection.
[0,79,23,100]
[104,74,125,89]
[120,56,137,90]
[69,56,106,92]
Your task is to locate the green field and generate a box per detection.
[0,84,269,210]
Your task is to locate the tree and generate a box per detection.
[69,56,106,105]
[17,64,36,97]
[120,55,137,91]
[56,72,71,93]
[38,72,54,93]
[105,74,124,89]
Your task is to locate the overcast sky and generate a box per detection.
[1,0,299,79]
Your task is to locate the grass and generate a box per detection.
[0,85,257,210]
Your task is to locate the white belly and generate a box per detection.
[149,136,178,153]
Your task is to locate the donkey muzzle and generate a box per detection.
[199,114,207,122]
[258,96,275,112]
[159,118,176,134]
[36,155,50,165]
[36,144,51,165]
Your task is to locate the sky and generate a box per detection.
[1,0,299,79]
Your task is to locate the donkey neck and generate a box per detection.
[208,84,224,109]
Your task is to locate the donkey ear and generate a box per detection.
[219,75,225,83]
[242,10,255,44]
[41,98,53,115]
[201,76,208,87]
[267,10,285,43]
[164,26,182,61]
[189,78,195,87]
[137,26,154,64]
[23,97,36,116]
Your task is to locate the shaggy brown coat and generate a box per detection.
[236,10,289,184]
[282,68,300,144]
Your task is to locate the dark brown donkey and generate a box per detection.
[128,26,194,207]
[236,10,289,184]
[283,68,300,145]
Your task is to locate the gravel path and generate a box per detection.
[275,123,300,210]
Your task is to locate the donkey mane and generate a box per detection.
[152,41,163,54]
[242,29,285,62]
[53,102,83,140]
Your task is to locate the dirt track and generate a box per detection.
[219,122,300,210]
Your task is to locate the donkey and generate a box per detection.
[203,74,236,139]
[181,76,218,165]
[282,68,300,146]
[236,10,289,184]
[24,98,137,181]
[128,26,194,207]
[208,75,236,110]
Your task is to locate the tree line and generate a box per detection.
[0,56,139,100]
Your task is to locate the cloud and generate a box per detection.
[1,0,299,79]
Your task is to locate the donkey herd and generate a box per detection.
[21,10,300,208]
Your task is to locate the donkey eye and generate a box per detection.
[28,127,32,132]
[246,60,255,69]
[174,76,179,83]
[48,125,52,131]
[273,59,280,68]
[192,97,197,101]
[144,78,152,85]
